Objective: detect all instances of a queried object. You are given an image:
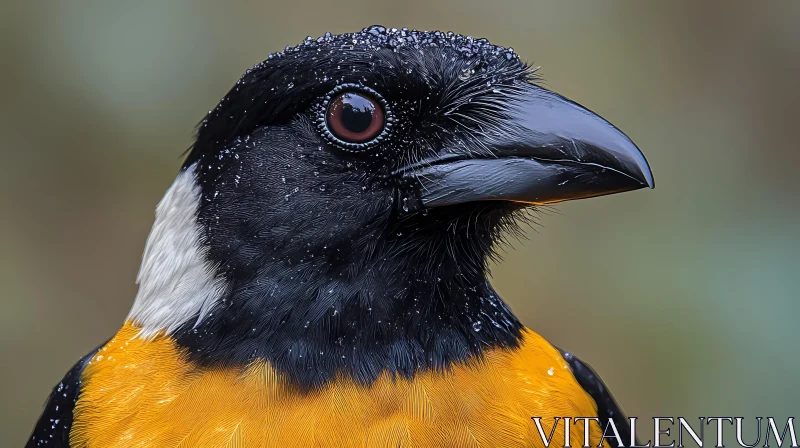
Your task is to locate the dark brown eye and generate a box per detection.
[326,91,385,143]
[316,84,393,152]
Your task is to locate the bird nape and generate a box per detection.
[29,26,653,448]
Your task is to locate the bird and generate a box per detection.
[28,26,654,448]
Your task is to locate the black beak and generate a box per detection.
[403,85,654,207]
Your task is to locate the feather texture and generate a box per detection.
[71,323,605,447]
[127,166,226,337]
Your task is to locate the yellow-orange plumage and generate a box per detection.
[71,323,606,447]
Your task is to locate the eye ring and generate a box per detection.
[316,84,393,152]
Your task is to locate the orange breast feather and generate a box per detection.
[71,323,604,447]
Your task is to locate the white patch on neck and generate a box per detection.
[127,166,226,337]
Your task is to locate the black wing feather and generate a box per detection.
[559,348,638,447]
[26,343,105,448]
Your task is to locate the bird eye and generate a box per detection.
[317,84,392,151]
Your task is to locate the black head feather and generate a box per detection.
[175,26,534,388]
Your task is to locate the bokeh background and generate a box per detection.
[2,1,799,445]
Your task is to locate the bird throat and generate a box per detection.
[172,261,524,389]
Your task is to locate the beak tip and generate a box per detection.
[640,170,655,190]
[637,160,655,189]
[623,140,654,190]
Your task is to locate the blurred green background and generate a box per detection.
[2,1,799,445]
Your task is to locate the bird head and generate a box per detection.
[128,26,653,387]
